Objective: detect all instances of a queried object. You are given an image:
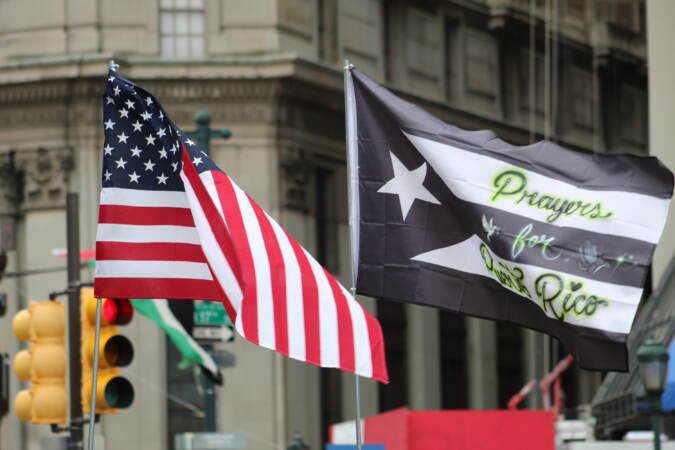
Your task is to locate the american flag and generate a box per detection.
[95,70,388,382]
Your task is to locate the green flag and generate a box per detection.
[131,299,222,384]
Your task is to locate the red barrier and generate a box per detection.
[361,408,555,450]
[364,408,408,450]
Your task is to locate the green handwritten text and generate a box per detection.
[534,273,610,321]
[490,168,613,223]
[479,243,530,298]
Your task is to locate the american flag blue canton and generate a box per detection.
[96,69,227,302]
[102,70,218,191]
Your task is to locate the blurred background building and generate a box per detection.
[0,1,670,449]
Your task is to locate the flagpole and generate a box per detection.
[84,59,120,450]
[344,60,363,450]
[87,296,103,450]
[351,288,363,450]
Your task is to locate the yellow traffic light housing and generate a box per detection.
[11,301,67,424]
[80,288,135,414]
[14,389,31,422]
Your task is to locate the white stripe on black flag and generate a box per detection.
[346,67,674,372]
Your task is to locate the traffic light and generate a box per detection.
[80,288,134,414]
[11,301,67,424]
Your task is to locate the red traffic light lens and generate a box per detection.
[102,299,133,325]
[102,299,118,325]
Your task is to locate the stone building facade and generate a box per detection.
[0,1,649,449]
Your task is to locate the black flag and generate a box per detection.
[346,67,673,372]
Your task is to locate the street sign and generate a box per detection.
[193,301,234,343]
[194,301,232,326]
[175,432,246,450]
[193,325,234,342]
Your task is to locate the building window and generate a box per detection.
[404,6,443,95]
[464,28,499,99]
[566,0,586,21]
[619,85,646,147]
[519,49,545,114]
[570,67,593,130]
[610,1,640,33]
[160,0,205,59]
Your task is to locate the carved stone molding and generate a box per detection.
[280,146,313,211]
[0,78,284,109]
[168,102,277,127]
[143,79,283,102]
[0,80,99,106]
[0,79,285,129]
[14,147,75,211]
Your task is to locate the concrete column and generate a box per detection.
[576,371,602,405]
[522,329,539,409]
[406,304,441,410]
[466,318,498,409]
[522,329,552,409]
[648,0,675,286]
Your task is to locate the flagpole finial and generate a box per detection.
[344,59,354,71]
[109,60,119,72]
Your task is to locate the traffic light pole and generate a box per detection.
[66,193,84,448]
[186,112,230,433]
[202,343,217,432]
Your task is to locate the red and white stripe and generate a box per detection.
[94,187,222,301]
[180,149,388,383]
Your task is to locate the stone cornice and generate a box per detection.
[0,53,344,91]
[0,77,287,107]
[0,54,635,154]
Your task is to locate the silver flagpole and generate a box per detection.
[87,296,103,450]
[344,60,363,450]
[351,288,363,450]
[86,59,119,449]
